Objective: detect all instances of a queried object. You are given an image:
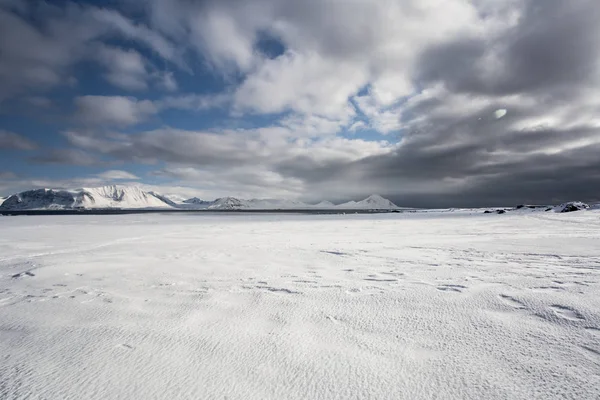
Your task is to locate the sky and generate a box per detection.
[1,0,599,207]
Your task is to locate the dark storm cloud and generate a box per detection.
[301,104,600,207]
[335,0,600,207]
[416,0,600,96]
[245,1,600,206]
[435,147,600,207]
[361,141,600,208]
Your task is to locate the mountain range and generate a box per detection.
[0,185,399,211]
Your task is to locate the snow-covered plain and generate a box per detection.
[1,211,599,399]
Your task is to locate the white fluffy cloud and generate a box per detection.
[73,94,230,126]
[234,51,367,121]
[96,46,149,91]
[158,71,178,92]
[75,96,158,126]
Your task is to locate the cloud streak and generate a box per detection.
[0,130,38,150]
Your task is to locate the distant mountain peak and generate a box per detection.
[209,197,246,209]
[183,197,211,205]
[337,194,397,209]
[315,200,335,207]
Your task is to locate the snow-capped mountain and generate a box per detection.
[0,185,399,211]
[208,197,247,210]
[147,194,213,209]
[205,197,309,210]
[77,186,170,209]
[204,195,398,210]
[336,194,398,209]
[0,185,172,210]
[206,197,315,210]
[183,197,212,206]
[0,189,80,210]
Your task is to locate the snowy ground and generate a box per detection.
[1,211,599,399]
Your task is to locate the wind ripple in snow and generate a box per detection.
[0,211,599,399]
